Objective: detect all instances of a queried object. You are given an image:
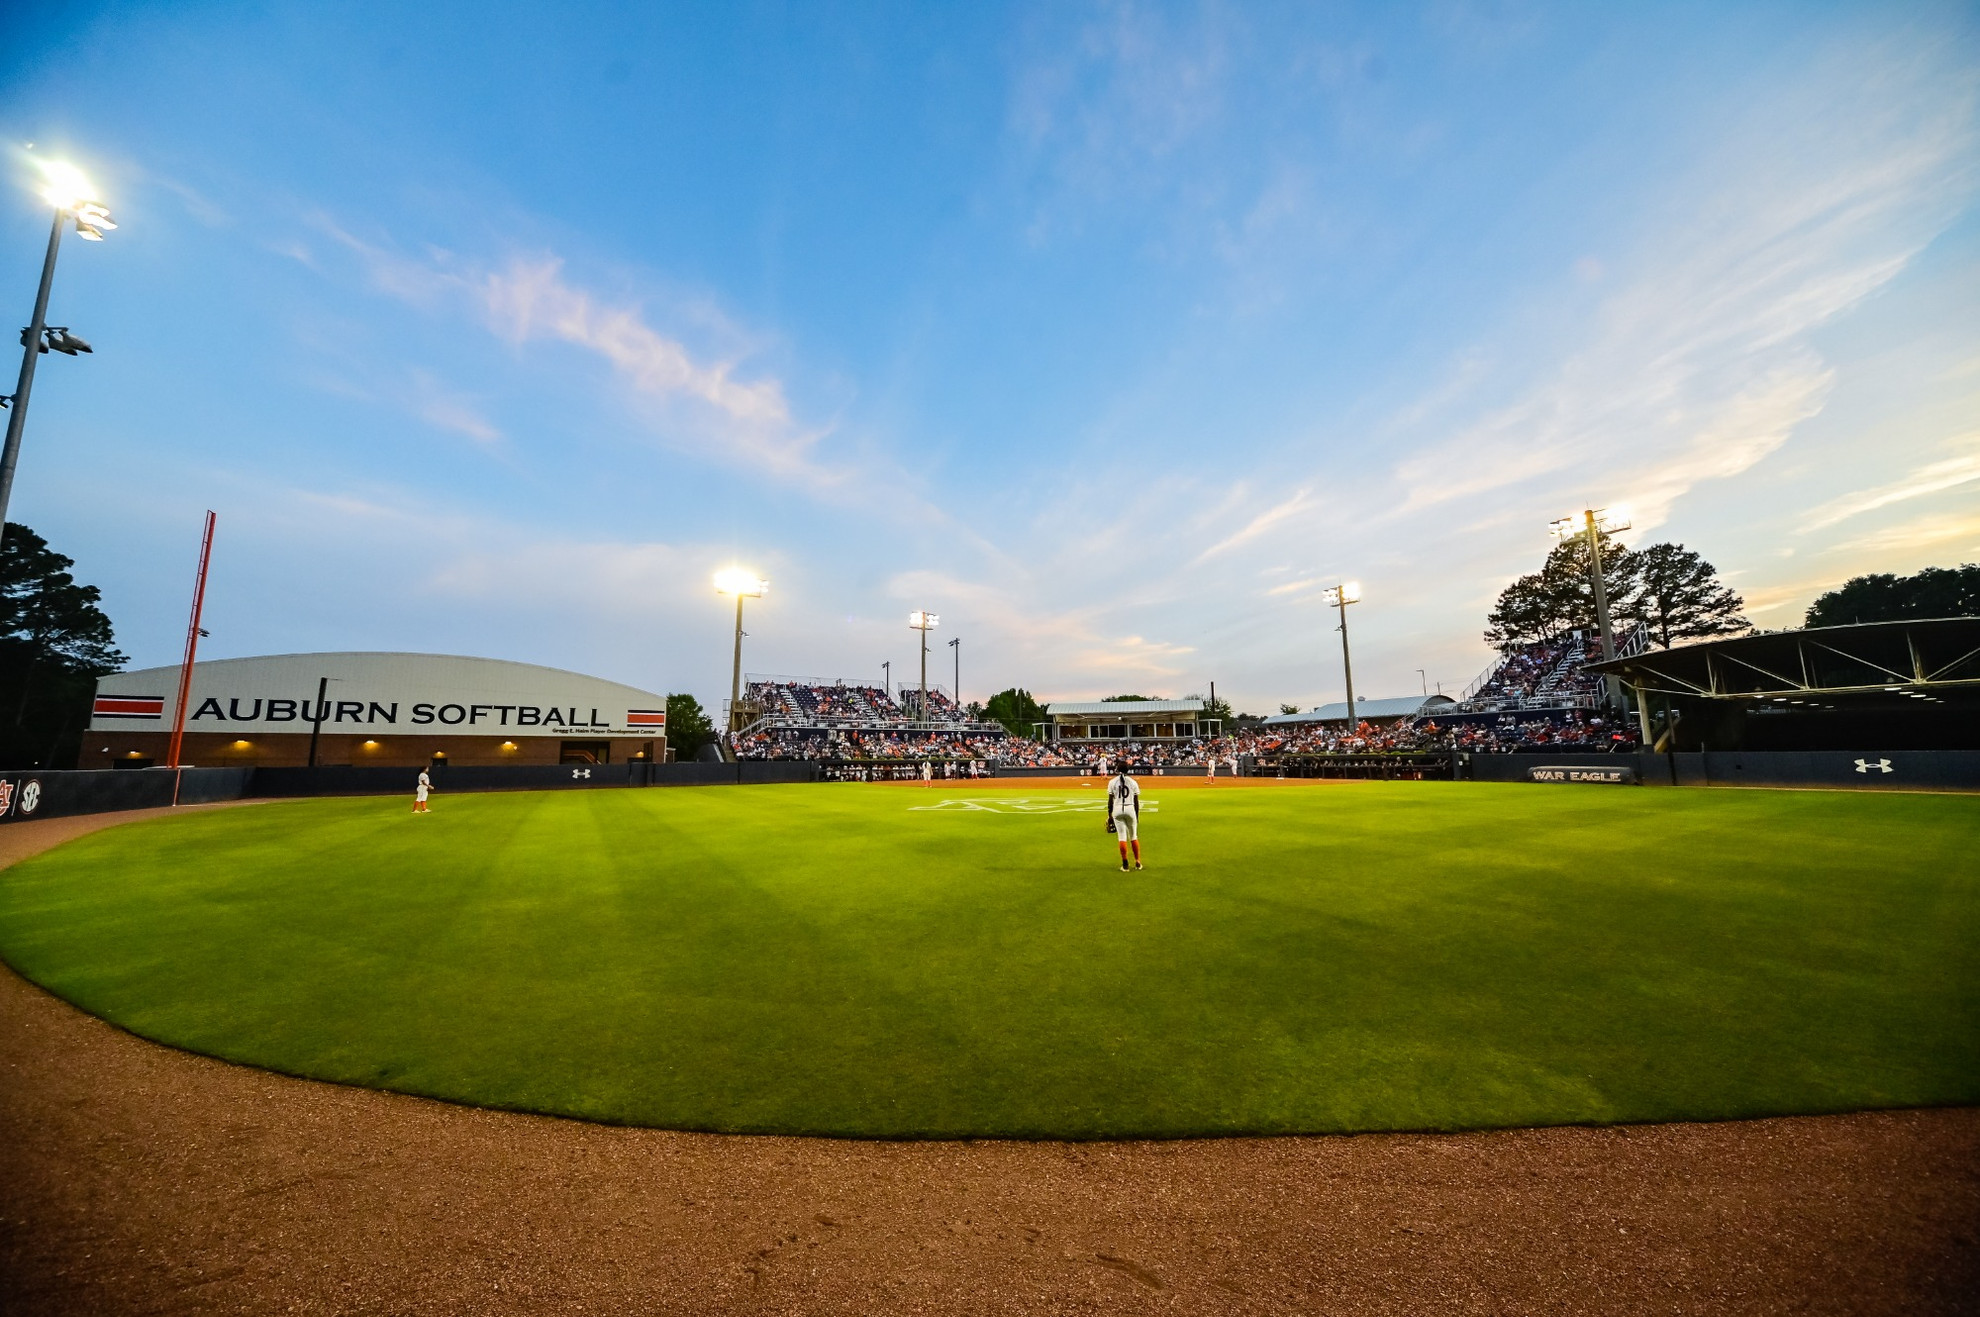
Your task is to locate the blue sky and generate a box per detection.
[2,1,1976,713]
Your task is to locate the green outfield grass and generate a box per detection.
[0,782,1974,1138]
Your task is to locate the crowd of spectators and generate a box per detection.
[731,712,1636,765]
[728,675,1637,767]
[731,726,1014,762]
[1207,713,1635,761]
[1456,629,1645,712]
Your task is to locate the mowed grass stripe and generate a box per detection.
[0,783,1973,1137]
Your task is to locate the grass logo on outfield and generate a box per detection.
[907,797,1159,814]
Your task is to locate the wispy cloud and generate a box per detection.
[1193,487,1314,562]
[1389,47,1975,532]
[308,219,859,492]
[477,259,790,428]
[1832,510,1980,556]
[406,370,501,444]
[1800,434,1980,531]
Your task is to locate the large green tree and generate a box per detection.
[1805,564,1980,628]
[1484,530,1639,647]
[1486,534,1748,650]
[1632,543,1749,647]
[0,523,127,769]
[664,692,716,761]
[983,687,1046,737]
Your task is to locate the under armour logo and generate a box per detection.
[571,768,592,779]
[1853,758,1893,774]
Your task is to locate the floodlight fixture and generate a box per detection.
[715,567,768,733]
[907,610,941,722]
[713,567,768,597]
[1547,507,1631,706]
[1319,580,1362,722]
[35,160,92,212]
[1,159,116,530]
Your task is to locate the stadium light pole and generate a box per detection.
[1,160,116,537]
[881,660,891,701]
[1550,507,1631,709]
[948,636,960,707]
[714,569,768,733]
[909,611,938,722]
[1321,582,1361,725]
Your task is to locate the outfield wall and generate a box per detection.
[0,752,1969,827]
[249,761,819,796]
[1462,750,1980,791]
[0,768,253,824]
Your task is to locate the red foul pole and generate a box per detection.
[166,511,218,778]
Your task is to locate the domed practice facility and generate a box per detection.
[89,653,669,769]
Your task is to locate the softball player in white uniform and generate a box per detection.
[1108,770,1142,870]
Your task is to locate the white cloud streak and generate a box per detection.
[1800,435,1980,531]
[310,221,870,494]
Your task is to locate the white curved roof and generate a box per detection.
[1261,694,1455,725]
[92,652,669,739]
[1046,699,1204,717]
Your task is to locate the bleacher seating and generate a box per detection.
[741,676,995,733]
[1452,627,1640,713]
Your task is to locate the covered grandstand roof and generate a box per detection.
[1584,618,1980,698]
[1046,699,1204,717]
[1262,694,1456,726]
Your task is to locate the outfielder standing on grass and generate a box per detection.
[1107,762,1143,871]
[413,768,432,814]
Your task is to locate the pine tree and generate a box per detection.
[1632,543,1749,647]
[0,523,128,768]
[1484,530,1639,647]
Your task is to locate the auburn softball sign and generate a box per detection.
[90,653,672,741]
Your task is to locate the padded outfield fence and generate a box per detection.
[0,750,1971,826]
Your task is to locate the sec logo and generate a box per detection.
[18,779,41,815]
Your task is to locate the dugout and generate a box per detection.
[1586,618,1980,752]
[1044,699,1216,743]
[88,652,669,768]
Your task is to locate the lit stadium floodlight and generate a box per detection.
[36,160,93,211]
[714,567,768,598]
[908,611,939,723]
[1547,507,1632,708]
[2,157,117,533]
[714,568,768,733]
[1320,582,1361,718]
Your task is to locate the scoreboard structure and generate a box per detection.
[88,652,669,769]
